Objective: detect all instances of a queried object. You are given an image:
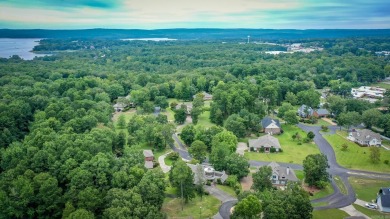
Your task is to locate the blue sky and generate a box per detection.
[0,0,389,29]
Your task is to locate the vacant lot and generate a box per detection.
[349,177,390,202]
[245,125,320,164]
[324,133,390,173]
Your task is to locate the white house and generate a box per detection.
[347,129,382,146]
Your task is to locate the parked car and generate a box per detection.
[365,203,377,209]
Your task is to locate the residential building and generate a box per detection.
[187,164,228,184]
[347,129,382,146]
[193,91,213,101]
[351,86,386,99]
[261,117,281,134]
[297,105,313,118]
[312,108,330,118]
[377,187,390,212]
[248,135,281,153]
[267,162,298,186]
[175,103,193,114]
[143,150,154,169]
[113,103,126,112]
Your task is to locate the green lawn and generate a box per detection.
[295,170,304,181]
[323,133,390,173]
[313,209,349,219]
[334,176,347,195]
[349,177,390,202]
[196,110,213,128]
[162,195,220,218]
[164,157,174,166]
[311,202,328,207]
[370,82,390,90]
[303,119,332,127]
[216,185,237,197]
[310,183,334,200]
[352,204,390,219]
[244,125,320,164]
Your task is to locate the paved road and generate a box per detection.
[169,133,191,161]
[204,186,237,219]
[298,123,390,210]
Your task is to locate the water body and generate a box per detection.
[121,38,177,41]
[0,38,50,60]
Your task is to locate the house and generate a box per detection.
[351,86,386,99]
[175,103,193,114]
[143,150,154,169]
[113,103,126,112]
[187,164,228,184]
[248,135,281,153]
[297,105,329,118]
[193,91,213,101]
[347,129,382,146]
[377,187,390,212]
[297,105,313,118]
[267,162,298,186]
[312,109,330,118]
[261,117,281,134]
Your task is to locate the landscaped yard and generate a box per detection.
[323,133,390,173]
[313,209,349,219]
[196,110,213,128]
[310,183,334,200]
[348,177,390,202]
[303,118,332,127]
[244,125,320,164]
[295,170,304,181]
[162,195,220,218]
[216,185,237,197]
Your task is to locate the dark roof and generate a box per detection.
[315,108,329,115]
[379,188,390,207]
[261,117,281,129]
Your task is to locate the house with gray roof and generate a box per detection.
[249,135,281,153]
[143,150,154,169]
[193,91,213,101]
[312,108,330,118]
[267,162,298,186]
[377,187,390,212]
[347,129,381,146]
[175,103,193,115]
[297,105,313,118]
[187,164,228,184]
[261,117,281,134]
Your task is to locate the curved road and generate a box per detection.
[171,123,390,218]
[298,124,390,210]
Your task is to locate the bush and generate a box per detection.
[189,159,200,164]
[167,152,180,161]
[321,125,329,132]
[297,141,302,145]
[303,137,311,143]
[341,143,348,151]
[279,148,283,153]
[270,147,276,153]
[225,175,238,188]
[217,178,222,185]
[170,101,178,110]
[235,189,241,195]
[206,181,211,186]
[259,147,265,153]
[384,160,389,165]
[250,147,255,152]
[204,190,210,195]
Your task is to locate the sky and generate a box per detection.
[0,0,389,29]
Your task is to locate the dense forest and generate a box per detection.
[0,37,389,218]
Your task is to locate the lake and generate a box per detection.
[0,38,50,60]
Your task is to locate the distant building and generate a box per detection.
[143,150,154,169]
[377,187,390,212]
[249,135,281,153]
[113,103,126,112]
[267,162,298,186]
[261,117,281,134]
[351,86,386,99]
[193,92,213,101]
[175,103,193,114]
[187,164,228,184]
[347,129,382,146]
[297,105,329,118]
[312,108,330,118]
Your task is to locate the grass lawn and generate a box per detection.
[162,195,220,218]
[348,177,390,202]
[370,82,390,90]
[164,157,174,166]
[216,185,237,197]
[323,133,390,173]
[244,125,320,164]
[311,202,328,207]
[196,110,213,128]
[303,119,332,127]
[334,176,348,195]
[352,204,390,218]
[295,170,304,181]
[313,209,349,219]
[310,183,334,200]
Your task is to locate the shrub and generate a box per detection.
[170,101,178,110]
[225,175,238,188]
[279,148,283,153]
[297,141,302,145]
[189,159,199,164]
[341,143,348,151]
[384,160,389,165]
[206,181,211,186]
[235,189,241,195]
[204,190,210,195]
[250,147,255,152]
[321,125,329,132]
[259,147,265,153]
[167,152,180,161]
[217,178,222,185]
[303,137,311,143]
[270,147,276,153]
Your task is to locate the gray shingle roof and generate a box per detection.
[143,150,154,157]
[267,162,298,182]
[261,117,281,129]
[315,108,329,115]
[379,188,390,207]
[350,129,381,142]
[248,135,281,149]
[144,161,154,169]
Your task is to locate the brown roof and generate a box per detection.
[248,135,281,149]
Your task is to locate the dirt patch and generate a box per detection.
[111,109,136,122]
[240,175,253,191]
[302,183,320,194]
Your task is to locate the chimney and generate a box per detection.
[287,167,290,175]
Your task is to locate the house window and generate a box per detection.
[272,175,277,179]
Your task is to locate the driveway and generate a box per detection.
[158,152,172,173]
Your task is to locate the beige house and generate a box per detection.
[249,135,281,153]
